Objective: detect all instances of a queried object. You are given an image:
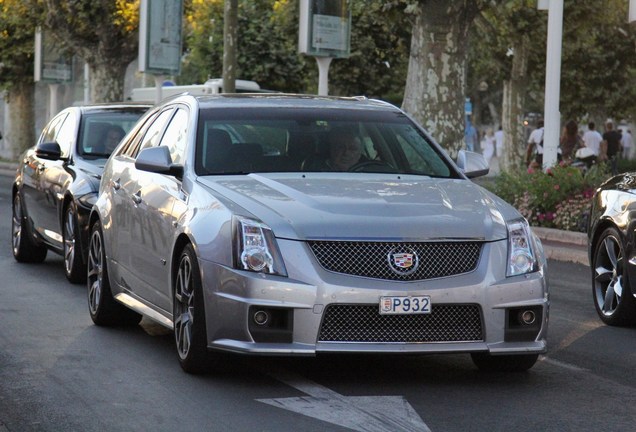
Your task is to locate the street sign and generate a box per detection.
[139,0,183,75]
[298,0,351,58]
[34,28,73,83]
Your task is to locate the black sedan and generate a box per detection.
[588,173,636,325]
[11,103,150,283]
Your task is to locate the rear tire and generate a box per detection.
[173,244,211,374]
[471,353,539,372]
[87,219,141,326]
[63,202,87,284]
[11,193,47,263]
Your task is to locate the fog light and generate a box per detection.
[253,310,269,326]
[519,310,536,325]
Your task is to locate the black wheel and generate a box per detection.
[174,244,211,374]
[63,202,87,284]
[471,353,539,372]
[11,193,47,263]
[592,227,636,326]
[87,219,141,326]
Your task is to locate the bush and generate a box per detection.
[488,163,610,232]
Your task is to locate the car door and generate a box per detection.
[21,111,69,244]
[129,107,190,313]
[37,111,78,247]
[112,108,175,306]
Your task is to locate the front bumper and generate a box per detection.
[198,238,549,356]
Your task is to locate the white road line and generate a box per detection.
[258,370,431,432]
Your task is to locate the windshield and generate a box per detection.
[195,107,456,178]
[78,110,147,158]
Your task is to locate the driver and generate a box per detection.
[326,128,363,171]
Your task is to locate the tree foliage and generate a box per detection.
[44,0,140,102]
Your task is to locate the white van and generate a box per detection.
[130,79,263,103]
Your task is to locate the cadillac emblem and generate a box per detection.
[387,247,419,276]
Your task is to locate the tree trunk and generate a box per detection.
[223,0,238,93]
[7,82,36,158]
[90,59,129,103]
[501,34,530,172]
[402,1,477,157]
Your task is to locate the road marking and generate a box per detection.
[257,370,430,432]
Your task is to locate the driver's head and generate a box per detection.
[327,127,362,171]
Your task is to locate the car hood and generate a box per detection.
[197,173,512,241]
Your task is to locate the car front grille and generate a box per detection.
[307,241,482,281]
[318,304,483,343]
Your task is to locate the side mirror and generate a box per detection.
[456,150,489,178]
[35,142,62,161]
[135,146,184,179]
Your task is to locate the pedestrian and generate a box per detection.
[481,128,495,166]
[494,126,504,158]
[525,120,544,169]
[621,129,633,160]
[559,120,582,163]
[582,121,603,157]
[600,120,622,175]
[465,118,478,152]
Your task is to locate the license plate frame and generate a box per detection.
[379,295,432,315]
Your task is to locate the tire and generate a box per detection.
[592,227,636,326]
[63,202,87,284]
[173,244,211,374]
[471,353,539,372]
[11,193,47,263]
[87,219,141,327]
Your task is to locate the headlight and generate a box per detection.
[506,218,538,277]
[235,217,287,276]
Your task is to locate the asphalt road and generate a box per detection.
[1,173,635,432]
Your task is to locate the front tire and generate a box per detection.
[174,244,210,374]
[592,227,636,326]
[11,193,47,263]
[471,353,539,372]
[63,202,87,284]
[87,219,141,326]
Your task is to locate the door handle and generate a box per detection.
[112,178,121,191]
[132,190,142,205]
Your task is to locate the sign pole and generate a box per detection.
[316,57,333,96]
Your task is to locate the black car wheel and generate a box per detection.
[87,219,141,326]
[471,353,539,372]
[63,203,87,284]
[174,244,210,374]
[592,227,636,326]
[11,193,47,263]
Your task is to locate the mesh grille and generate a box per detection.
[318,304,483,343]
[308,241,482,281]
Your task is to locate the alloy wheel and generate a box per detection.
[174,254,194,360]
[11,195,23,255]
[594,232,625,317]
[87,229,104,315]
[64,208,77,275]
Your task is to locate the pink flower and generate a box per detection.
[554,184,560,190]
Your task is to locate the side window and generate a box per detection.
[54,114,78,157]
[40,113,68,144]
[136,108,174,156]
[120,111,160,158]
[159,108,188,165]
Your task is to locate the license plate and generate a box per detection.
[379,296,431,315]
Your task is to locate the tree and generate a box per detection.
[44,0,140,102]
[401,0,490,157]
[0,0,39,156]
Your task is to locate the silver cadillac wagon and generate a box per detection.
[87,94,548,373]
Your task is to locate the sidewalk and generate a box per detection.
[0,160,588,265]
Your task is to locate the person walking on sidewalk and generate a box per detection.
[600,120,622,175]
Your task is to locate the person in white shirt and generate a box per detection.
[582,121,603,156]
[525,120,544,168]
[494,126,504,158]
[621,129,633,160]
